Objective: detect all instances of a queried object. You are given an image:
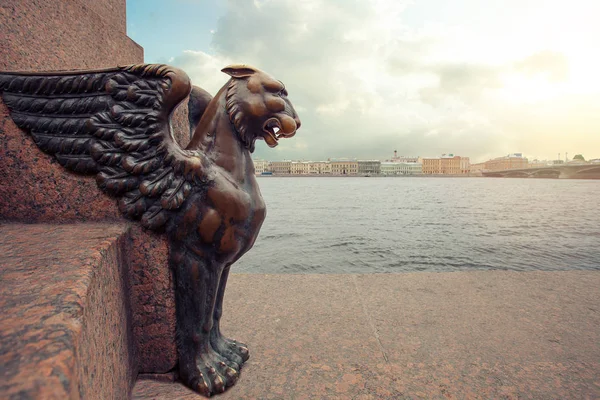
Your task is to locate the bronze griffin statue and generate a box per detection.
[0,64,300,396]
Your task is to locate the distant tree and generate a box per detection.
[573,154,585,161]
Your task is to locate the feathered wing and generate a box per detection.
[0,64,208,230]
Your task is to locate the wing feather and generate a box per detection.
[0,64,206,230]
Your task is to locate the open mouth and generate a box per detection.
[262,118,283,147]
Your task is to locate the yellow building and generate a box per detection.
[473,154,530,172]
[469,162,486,176]
[330,159,358,175]
[291,161,311,175]
[252,159,270,175]
[422,157,441,174]
[438,155,469,175]
[484,154,528,171]
[422,154,470,175]
[309,161,332,174]
[270,161,291,175]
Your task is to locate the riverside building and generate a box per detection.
[469,162,486,176]
[309,161,332,174]
[380,162,422,175]
[421,157,440,174]
[270,161,292,175]
[357,160,381,175]
[422,154,470,175]
[330,159,358,175]
[291,161,311,175]
[485,153,528,171]
[252,159,270,175]
[471,153,529,173]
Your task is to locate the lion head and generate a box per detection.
[222,65,301,152]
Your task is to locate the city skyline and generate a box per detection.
[128,0,600,164]
[251,151,595,165]
[251,153,598,177]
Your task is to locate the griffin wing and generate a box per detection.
[188,85,213,140]
[0,64,208,230]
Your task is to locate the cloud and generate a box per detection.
[515,51,569,82]
[170,0,600,162]
[170,50,234,94]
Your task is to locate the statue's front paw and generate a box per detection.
[180,350,240,397]
[211,330,250,366]
[225,338,250,362]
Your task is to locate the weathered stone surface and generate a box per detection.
[0,0,187,374]
[0,223,134,399]
[80,0,128,34]
[133,271,600,399]
[129,226,177,373]
[0,104,181,374]
[0,0,142,72]
[0,103,123,222]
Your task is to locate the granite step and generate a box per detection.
[0,223,135,399]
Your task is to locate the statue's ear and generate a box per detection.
[221,65,258,78]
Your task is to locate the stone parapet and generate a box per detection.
[0,224,134,399]
[128,226,177,373]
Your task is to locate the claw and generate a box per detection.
[196,376,210,397]
[212,375,225,393]
[225,367,239,386]
[238,346,250,361]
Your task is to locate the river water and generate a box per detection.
[237,177,599,273]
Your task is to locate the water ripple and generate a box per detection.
[237,177,600,273]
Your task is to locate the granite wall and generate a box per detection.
[1,0,179,373]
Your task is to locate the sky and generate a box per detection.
[127,0,600,163]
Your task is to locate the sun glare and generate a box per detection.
[497,74,566,104]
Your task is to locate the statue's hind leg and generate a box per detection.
[210,264,250,366]
[170,244,239,396]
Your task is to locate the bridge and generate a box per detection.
[482,164,600,179]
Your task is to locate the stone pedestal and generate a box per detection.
[1,0,179,376]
